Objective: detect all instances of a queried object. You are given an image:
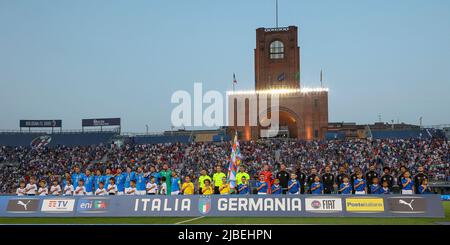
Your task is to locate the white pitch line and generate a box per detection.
[175,216,205,224]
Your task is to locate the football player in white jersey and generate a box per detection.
[16,181,26,196]
[25,178,38,196]
[125,180,137,195]
[49,180,62,196]
[107,178,118,195]
[63,179,74,196]
[74,179,87,195]
[37,180,48,196]
[95,182,107,196]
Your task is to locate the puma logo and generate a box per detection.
[399,199,414,210]
[17,200,31,210]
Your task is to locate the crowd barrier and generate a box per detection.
[0,195,444,218]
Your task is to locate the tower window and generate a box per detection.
[269,40,284,59]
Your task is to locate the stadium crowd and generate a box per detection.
[0,137,448,195]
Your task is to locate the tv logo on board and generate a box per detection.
[305,198,342,213]
[198,197,211,214]
[78,199,109,213]
[41,199,75,212]
[7,199,40,213]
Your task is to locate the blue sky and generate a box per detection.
[0,0,449,132]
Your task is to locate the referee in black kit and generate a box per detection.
[276,163,290,194]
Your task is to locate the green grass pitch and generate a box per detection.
[0,202,449,225]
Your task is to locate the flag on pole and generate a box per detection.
[227,133,241,189]
[233,73,237,84]
[320,69,323,87]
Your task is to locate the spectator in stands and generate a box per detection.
[1,137,448,194]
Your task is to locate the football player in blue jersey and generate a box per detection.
[310,176,323,194]
[237,176,249,195]
[103,168,114,189]
[369,177,382,194]
[354,172,366,194]
[84,169,94,195]
[401,171,415,194]
[115,168,126,195]
[71,166,85,188]
[124,166,136,194]
[287,173,300,194]
[94,169,104,191]
[256,174,268,195]
[339,176,352,194]
[135,167,146,195]
[271,179,283,195]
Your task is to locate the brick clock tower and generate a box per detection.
[255,26,300,90]
[228,26,328,141]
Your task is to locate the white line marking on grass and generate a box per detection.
[175,216,205,224]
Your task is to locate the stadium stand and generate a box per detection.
[131,135,191,144]
[371,129,431,140]
[0,131,118,147]
[325,131,345,140]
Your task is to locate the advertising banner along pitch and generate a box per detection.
[0,195,444,218]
